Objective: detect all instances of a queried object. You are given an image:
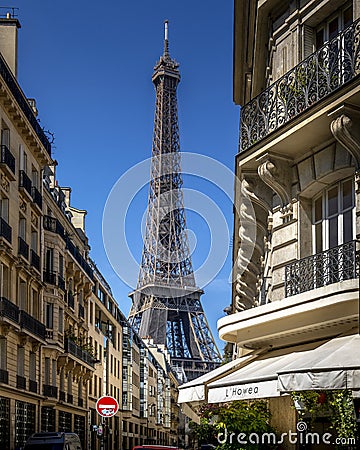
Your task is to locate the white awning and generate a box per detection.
[278,334,360,392]
[178,354,257,404]
[207,351,303,403]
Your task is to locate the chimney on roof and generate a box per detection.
[0,11,21,78]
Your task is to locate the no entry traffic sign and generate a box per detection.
[96,395,119,417]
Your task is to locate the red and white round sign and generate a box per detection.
[96,395,119,417]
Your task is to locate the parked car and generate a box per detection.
[23,432,82,450]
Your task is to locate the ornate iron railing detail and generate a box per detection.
[65,338,95,368]
[0,217,12,243]
[43,384,58,398]
[0,296,19,322]
[30,249,40,271]
[19,170,32,196]
[43,271,57,285]
[19,310,46,340]
[18,236,29,260]
[0,144,15,174]
[285,241,358,297]
[240,18,360,152]
[31,186,42,209]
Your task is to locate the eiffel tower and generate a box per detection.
[129,21,221,382]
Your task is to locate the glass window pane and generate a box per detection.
[328,186,338,216]
[329,17,339,40]
[315,223,322,253]
[343,210,353,243]
[342,179,353,210]
[343,7,352,29]
[315,196,323,221]
[329,217,338,248]
[316,29,324,49]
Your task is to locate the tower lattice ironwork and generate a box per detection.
[129,21,221,382]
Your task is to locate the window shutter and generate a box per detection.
[303,25,314,58]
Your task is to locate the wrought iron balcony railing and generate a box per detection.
[19,170,32,196]
[30,249,40,271]
[0,52,51,156]
[31,186,42,209]
[65,338,95,368]
[240,18,360,152]
[19,310,46,340]
[43,384,58,398]
[29,380,37,393]
[67,393,73,404]
[0,296,19,322]
[18,236,29,260]
[0,217,11,243]
[285,240,358,297]
[43,270,57,285]
[59,390,66,402]
[16,375,26,390]
[43,215,66,238]
[0,368,8,384]
[0,144,15,174]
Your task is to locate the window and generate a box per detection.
[315,5,353,50]
[59,254,64,278]
[59,308,64,333]
[44,357,50,385]
[19,217,26,240]
[52,360,56,387]
[19,279,27,310]
[313,178,355,252]
[45,248,54,273]
[19,145,27,173]
[0,195,9,222]
[17,347,25,377]
[29,353,36,381]
[67,370,72,394]
[1,127,9,148]
[0,264,10,298]
[45,303,53,329]
[31,230,38,253]
[31,168,38,189]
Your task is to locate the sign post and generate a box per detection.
[96,396,119,450]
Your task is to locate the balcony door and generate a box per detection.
[313,178,355,285]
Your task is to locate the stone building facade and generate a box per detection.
[0,13,180,450]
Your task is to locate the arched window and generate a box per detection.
[313,178,355,253]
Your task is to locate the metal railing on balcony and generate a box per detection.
[67,393,73,404]
[65,338,95,368]
[29,380,37,393]
[19,310,46,340]
[0,52,51,156]
[31,186,42,209]
[43,215,66,238]
[240,18,360,152]
[19,170,32,196]
[43,384,58,398]
[0,144,15,174]
[16,375,26,390]
[18,236,29,259]
[0,296,19,322]
[30,249,40,271]
[59,390,66,401]
[285,240,358,297]
[43,271,57,285]
[66,237,94,280]
[0,217,11,243]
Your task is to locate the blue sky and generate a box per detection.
[13,0,239,351]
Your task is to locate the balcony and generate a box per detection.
[30,249,40,271]
[285,241,358,297]
[0,52,51,156]
[0,296,19,323]
[29,380,37,393]
[66,237,94,280]
[18,236,29,260]
[31,186,42,210]
[43,384,58,398]
[19,310,46,340]
[0,368,8,384]
[16,375,26,390]
[19,170,32,197]
[43,215,66,239]
[0,217,12,243]
[0,144,15,178]
[65,338,95,368]
[43,270,57,285]
[240,18,360,153]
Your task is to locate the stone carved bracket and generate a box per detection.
[330,114,360,169]
[257,157,292,209]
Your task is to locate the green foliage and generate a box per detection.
[190,400,277,450]
[291,390,357,443]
